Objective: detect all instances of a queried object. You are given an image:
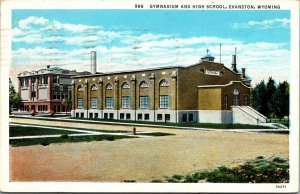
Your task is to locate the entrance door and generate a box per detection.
[182,114,187,122]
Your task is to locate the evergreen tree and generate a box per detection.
[252,80,268,116]
[265,77,276,117]
[9,78,23,114]
[270,81,289,119]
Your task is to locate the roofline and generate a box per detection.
[197,81,251,89]
[72,65,186,78]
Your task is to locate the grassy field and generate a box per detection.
[152,156,289,183]
[10,122,129,133]
[10,134,136,147]
[9,125,82,137]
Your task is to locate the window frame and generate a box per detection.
[159,95,170,109]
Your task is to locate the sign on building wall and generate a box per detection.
[205,70,220,76]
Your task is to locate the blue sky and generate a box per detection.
[11,9,290,85]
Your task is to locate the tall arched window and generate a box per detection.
[122,82,130,89]
[77,85,84,91]
[91,84,98,91]
[233,89,240,106]
[140,81,148,88]
[159,79,169,87]
[224,94,228,109]
[106,83,113,90]
[244,95,248,106]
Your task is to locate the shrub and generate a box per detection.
[106,136,115,141]
[61,134,69,139]
[41,141,50,146]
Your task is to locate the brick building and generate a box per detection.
[71,51,266,124]
[18,66,90,113]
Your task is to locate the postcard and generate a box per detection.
[0,0,299,192]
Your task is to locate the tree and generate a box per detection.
[63,98,72,115]
[252,80,268,116]
[9,78,23,114]
[270,81,289,119]
[265,77,277,117]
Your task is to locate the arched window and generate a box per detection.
[122,82,130,89]
[224,94,228,109]
[106,83,113,90]
[140,81,148,88]
[91,84,98,91]
[159,79,169,87]
[77,85,84,92]
[233,89,240,106]
[244,95,248,106]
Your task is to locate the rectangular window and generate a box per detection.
[106,97,114,109]
[157,114,163,120]
[77,98,84,109]
[182,114,187,122]
[95,113,98,118]
[104,113,108,119]
[126,113,131,120]
[165,114,171,122]
[91,98,98,109]
[159,95,170,109]
[89,113,93,119]
[80,113,84,118]
[138,114,143,120]
[53,75,58,83]
[109,113,114,119]
[188,114,193,122]
[38,77,42,85]
[76,113,79,118]
[122,96,130,109]
[139,96,149,109]
[145,114,150,120]
[120,113,124,119]
[43,76,48,84]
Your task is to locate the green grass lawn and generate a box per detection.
[154,156,289,183]
[138,132,175,136]
[10,122,129,133]
[9,125,82,137]
[10,134,136,147]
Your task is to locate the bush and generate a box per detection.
[106,136,115,141]
[160,156,289,183]
[61,134,69,139]
[41,141,50,146]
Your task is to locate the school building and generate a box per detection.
[71,51,267,124]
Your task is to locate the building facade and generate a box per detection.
[18,66,90,113]
[71,52,265,124]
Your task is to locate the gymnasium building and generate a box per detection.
[71,51,266,124]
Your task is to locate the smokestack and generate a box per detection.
[241,68,246,78]
[91,51,97,74]
[231,55,237,73]
[231,47,238,73]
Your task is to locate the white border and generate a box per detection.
[0,0,299,192]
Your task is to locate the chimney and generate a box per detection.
[91,51,97,74]
[231,55,238,73]
[241,68,246,78]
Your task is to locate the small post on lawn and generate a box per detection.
[133,127,137,135]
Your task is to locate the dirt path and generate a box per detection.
[10,117,289,182]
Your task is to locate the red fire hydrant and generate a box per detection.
[133,127,137,135]
[31,109,37,116]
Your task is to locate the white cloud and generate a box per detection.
[231,18,290,30]
[18,16,49,29]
